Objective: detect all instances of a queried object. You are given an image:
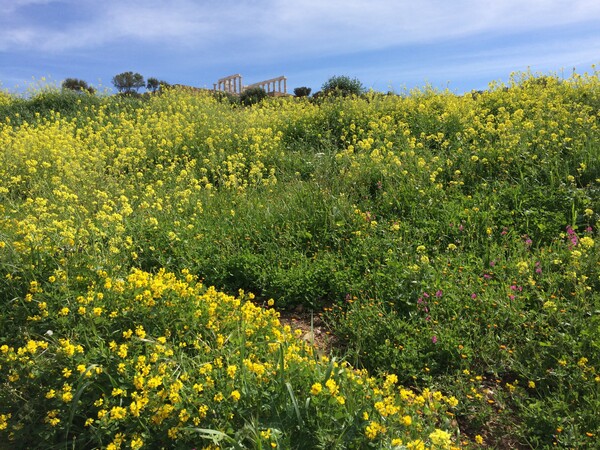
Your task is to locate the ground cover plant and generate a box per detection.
[0,69,599,449]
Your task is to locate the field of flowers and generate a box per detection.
[0,69,599,449]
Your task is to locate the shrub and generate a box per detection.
[321,75,365,97]
[212,90,240,105]
[293,86,312,97]
[61,78,95,94]
[240,86,267,106]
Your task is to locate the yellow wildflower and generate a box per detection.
[311,383,322,395]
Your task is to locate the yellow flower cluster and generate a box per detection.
[2,72,598,447]
[0,264,459,447]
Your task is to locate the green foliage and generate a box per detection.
[293,86,312,97]
[240,86,267,106]
[1,69,600,448]
[112,71,145,94]
[0,89,104,126]
[146,77,160,92]
[322,75,365,97]
[212,90,240,105]
[145,78,170,94]
[61,78,95,94]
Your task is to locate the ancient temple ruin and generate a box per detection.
[214,74,244,94]
[213,74,287,96]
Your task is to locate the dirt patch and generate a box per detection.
[277,305,337,355]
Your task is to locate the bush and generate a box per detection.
[61,78,95,94]
[321,75,365,97]
[240,86,267,106]
[212,90,240,105]
[293,86,312,97]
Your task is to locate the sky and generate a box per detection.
[1,0,600,95]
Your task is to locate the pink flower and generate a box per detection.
[566,226,578,247]
[432,335,438,344]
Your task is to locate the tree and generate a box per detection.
[146,77,160,93]
[293,86,312,97]
[112,71,145,94]
[240,86,267,106]
[61,78,95,94]
[321,75,365,97]
[146,78,171,93]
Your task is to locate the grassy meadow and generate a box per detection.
[0,70,599,449]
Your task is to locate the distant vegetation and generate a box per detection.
[294,86,312,97]
[0,69,599,449]
[51,73,367,101]
[145,77,161,93]
[111,71,146,94]
[321,75,366,96]
[240,86,268,106]
[61,78,96,94]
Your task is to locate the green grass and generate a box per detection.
[1,70,599,448]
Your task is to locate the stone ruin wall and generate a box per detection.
[213,74,287,96]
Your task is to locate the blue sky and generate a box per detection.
[1,0,600,95]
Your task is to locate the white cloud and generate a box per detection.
[1,0,598,94]
[258,0,600,53]
[1,0,600,61]
[1,0,61,12]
